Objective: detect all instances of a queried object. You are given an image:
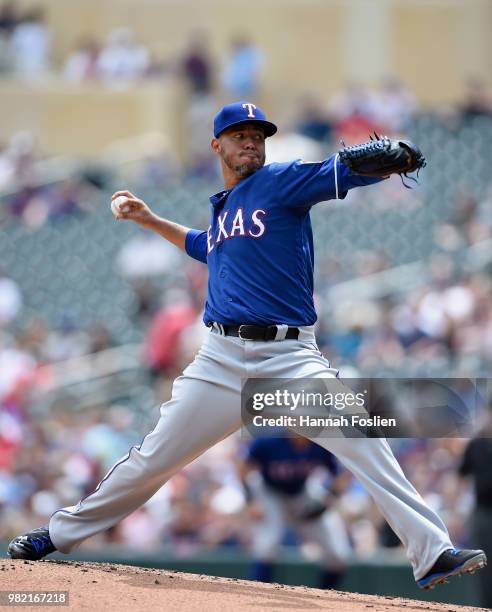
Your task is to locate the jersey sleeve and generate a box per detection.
[185,229,208,264]
[268,155,385,211]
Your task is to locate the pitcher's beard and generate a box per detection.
[223,153,264,179]
[234,162,261,178]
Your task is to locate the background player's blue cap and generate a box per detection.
[213,102,278,138]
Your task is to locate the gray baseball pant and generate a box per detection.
[49,327,452,580]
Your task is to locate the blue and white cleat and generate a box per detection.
[7,526,56,561]
[417,548,487,590]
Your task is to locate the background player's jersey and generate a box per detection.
[246,437,339,496]
[186,157,382,326]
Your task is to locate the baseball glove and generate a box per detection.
[338,133,426,187]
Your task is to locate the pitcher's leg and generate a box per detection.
[313,436,452,580]
[50,374,241,552]
[268,341,453,580]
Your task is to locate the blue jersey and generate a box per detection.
[185,156,382,326]
[246,437,339,496]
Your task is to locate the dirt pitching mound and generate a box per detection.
[0,560,484,611]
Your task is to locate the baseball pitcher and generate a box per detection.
[9,101,486,590]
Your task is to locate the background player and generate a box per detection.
[240,434,350,589]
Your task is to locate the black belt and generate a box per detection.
[210,323,300,341]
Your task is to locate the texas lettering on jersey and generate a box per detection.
[207,207,267,254]
[185,156,384,325]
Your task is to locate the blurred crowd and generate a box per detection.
[0,4,50,78]
[0,0,490,117]
[0,1,491,205]
[0,1,264,93]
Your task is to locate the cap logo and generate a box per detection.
[242,103,257,118]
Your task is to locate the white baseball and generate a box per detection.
[111,195,130,218]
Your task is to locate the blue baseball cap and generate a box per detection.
[213,102,277,138]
